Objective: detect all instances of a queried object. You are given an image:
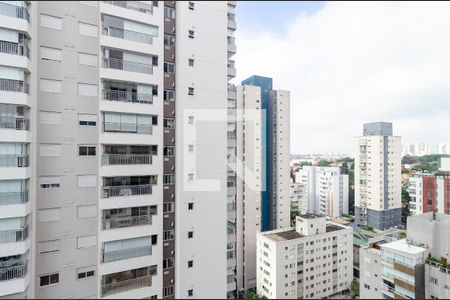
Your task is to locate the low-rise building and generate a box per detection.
[256,214,353,299]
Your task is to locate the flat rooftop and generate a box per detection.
[265,230,304,242]
[380,238,427,255]
[326,224,345,233]
[299,213,324,219]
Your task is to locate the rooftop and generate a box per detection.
[381,238,427,255]
[265,230,304,242]
[326,224,344,233]
[299,213,324,219]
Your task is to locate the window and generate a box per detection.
[41,47,62,62]
[188,87,194,95]
[188,260,193,268]
[188,289,193,297]
[163,286,174,297]
[188,202,194,210]
[77,175,97,187]
[188,2,194,10]
[164,174,174,184]
[188,145,194,152]
[164,7,175,19]
[188,30,194,38]
[163,229,174,241]
[164,34,175,46]
[164,118,175,128]
[164,90,175,101]
[188,116,194,124]
[78,83,98,97]
[41,14,62,30]
[38,208,61,222]
[78,146,96,156]
[164,146,175,156]
[39,176,61,189]
[79,22,98,37]
[40,144,62,157]
[77,267,95,280]
[77,235,96,249]
[77,205,97,218]
[163,258,174,269]
[164,62,175,74]
[188,231,193,239]
[78,52,98,67]
[163,202,174,213]
[38,240,60,255]
[40,79,62,93]
[40,111,61,125]
[78,114,97,126]
[188,58,194,66]
[40,273,59,287]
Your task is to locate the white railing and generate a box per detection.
[103,1,153,15]
[102,215,152,230]
[101,245,152,263]
[0,191,28,206]
[102,56,153,74]
[102,275,153,297]
[0,225,28,244]
[102,154,152,165]
[0,262,27,282]
[0,154,29,167]
[102,25,153,44]
[0,79,29,94]
[102,184,152,198]
[0,116,30,130]
[102,89,153,104]
[103,122,153,134]
[0,2,29,21]
[0,41,29,58]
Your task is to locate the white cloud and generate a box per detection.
[234,1,450,154]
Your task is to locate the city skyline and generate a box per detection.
[235,1,450,154]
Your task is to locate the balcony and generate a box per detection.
[0,116,29,131]
[227,131,236,140]
[101,245,152,263]
[227,36,236,55]
[0,225,28,244]
[0,190,28,206]
[0,2,29,21]
[0,41,29,58]
[0,155,29,168]
[103,122,153,134]
[0,79,29,94]
[101,266,157,297]
[102,56,153,74]
[102,25,153,45]
[102,184,152,198]
[102,89,153,104]
[103,214,152,230]
[0,261,27,282]
[227,13,236,30]
[103,1,153,15]
[102,154,152,166]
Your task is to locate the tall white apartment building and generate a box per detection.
[402,143,433,156]
[437,142,450,155]
[355,122,402,230]
[296,166,349,218]
[256,214,353,299]
[0,1,234,299]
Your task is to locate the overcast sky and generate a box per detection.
[234,1,450,154]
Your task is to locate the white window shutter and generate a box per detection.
[40,111,61,125]
[77,205,97,218]
[78,83,98,97]
[77,175,97,187]
[79,22,98,37]
[78,53,98,67]
[38,240,60,254]
[41,14,62,30]
[40,79,62,93]
[38,208,61,222]
[40,144,62,157]
[77,235,96,249]
[41,47,62,61]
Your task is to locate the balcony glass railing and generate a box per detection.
[0,79,29,94]
[102,214,152,230]
[102,25,153,44]
[0,261,27,282]
[0,191,28,206]
[0,116,29,130]
[0,2,29,21]
[102,56,153,74]
[102,245,152,263]
[102,154,152,165]
[102,89,153,104]
[103,122,152,134]
[0,154,29,167]
[0,225,28,244]
[103,1,153,15]
[102,184,152,198]
[227,131,236,140]
[102,275,153,297]
[0,41,29,58]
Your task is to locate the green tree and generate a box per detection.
[246,288,267,299]
[401,185,411,224]
[318,159,331,167]
[351,281,360,297]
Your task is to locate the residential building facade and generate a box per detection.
[297,166,349,218]
[0,1,234,299]
[256,214,353,299]
[355,122,402,230]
